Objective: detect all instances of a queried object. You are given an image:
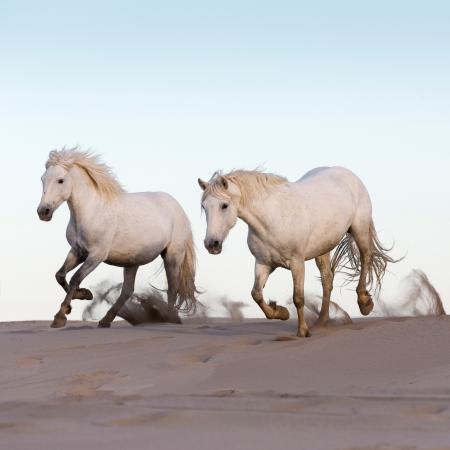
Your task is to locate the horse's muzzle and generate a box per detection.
[37,205,53,222]
[205,239,222,255]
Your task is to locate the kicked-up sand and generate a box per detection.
[1,317,450,450]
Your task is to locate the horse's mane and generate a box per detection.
[46,147,124,200]
[203,169,288,205]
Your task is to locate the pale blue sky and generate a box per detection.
[0,1,449,320]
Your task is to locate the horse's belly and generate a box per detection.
[105,242,165,267]
[106,230,168,267]
[304,222,351,260]
[304,237,343,260]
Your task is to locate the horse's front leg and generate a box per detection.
[51,256,103,328]
[251,262,289,321]
[162,249,184,323]
[291,259,310,337]
[98,266,139,328]
[55,249,93,300]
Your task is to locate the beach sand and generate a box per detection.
[1,317,450,450]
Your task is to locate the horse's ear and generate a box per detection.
[198,178,208,191]
[218,176,229,190]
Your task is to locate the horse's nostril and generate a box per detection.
[45,208,50,215]
[213,240,220,248]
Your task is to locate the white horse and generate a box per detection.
[38,148,198,328]
[198,167,397,337]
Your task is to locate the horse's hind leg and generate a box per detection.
[349,222,374,316]
[98,266,138,328]
[55,250,93,300]
[251,262,289,321]
[314,253,334,326]
[162,248,183,323]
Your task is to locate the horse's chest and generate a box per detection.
[67,233,89,259]
[247,233,290,268]
[66,224,100,258]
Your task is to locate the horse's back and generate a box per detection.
[119,191,189,229]
[120,191,175,209]
[298,166,331,182]
[295,166,369,202]
[298,166,362,186]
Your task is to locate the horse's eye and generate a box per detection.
[221,203,229,210]
[58,179,64,184]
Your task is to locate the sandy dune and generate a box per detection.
[1,317,450,450]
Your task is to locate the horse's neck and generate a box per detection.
[67,167,105,227]
[238,197,272,240]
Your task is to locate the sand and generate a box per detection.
[1,317,450,450]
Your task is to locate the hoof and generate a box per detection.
[51,316,67,328]
[297,329,311,338]
[75,288,93,301]
[167,307,182,324]
[358,293,374,316]
[98,321,111,328]
[359,301,374,316]
[269,302,290,321]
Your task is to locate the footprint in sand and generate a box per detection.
[62,370,125,399]
[174,345,225,365]
[15,356,44,368]
[180,353,215,364]
[210,388,239,397]
[234,338,263,346]
[274,336,299,342]
[105,411,178,427]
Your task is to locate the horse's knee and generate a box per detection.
[55,271,65,285]
[68,274,82,291]
[251,288,263,304]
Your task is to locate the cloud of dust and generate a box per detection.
[374,269,446,317]
[83,269,445,326]
[82,283,247,325]
[82,281,181,325]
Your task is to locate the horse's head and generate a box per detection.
[198,175,241,255]
[37,164,72,221]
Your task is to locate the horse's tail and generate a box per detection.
[176,232,200,314]
[331,221,400,293]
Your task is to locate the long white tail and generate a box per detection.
[176,234,200,313]
[331,221,400,292]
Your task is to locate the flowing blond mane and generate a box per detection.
[203,169,288,205]
[46,147,124,200]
